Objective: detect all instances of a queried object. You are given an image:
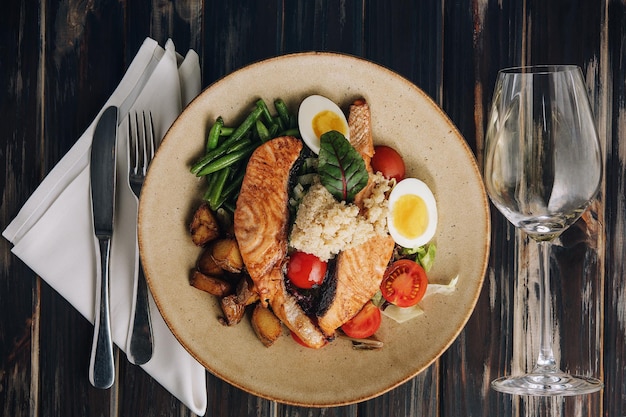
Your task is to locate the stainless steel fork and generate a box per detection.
[126,111,155,365]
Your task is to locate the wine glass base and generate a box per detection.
[492,371,603,396]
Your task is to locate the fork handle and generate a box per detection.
[128,255,153,365]
[89,238,115,389]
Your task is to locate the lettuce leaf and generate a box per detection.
[402,243,437,272]
[317,131,369,202]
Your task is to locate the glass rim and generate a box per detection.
[498,65,582,75]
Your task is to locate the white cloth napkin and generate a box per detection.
[3,38,207,416]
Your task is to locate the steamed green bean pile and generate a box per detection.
[191,98,299,212]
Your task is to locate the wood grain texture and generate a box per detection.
[1,0,624,416]
[1,1,43,417]
[604,2,626,417]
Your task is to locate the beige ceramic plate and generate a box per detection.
[139,52,490,407]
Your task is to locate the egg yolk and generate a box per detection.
[312,110,347,138]
[392,194,429,238]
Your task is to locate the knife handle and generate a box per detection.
[89,238,115,389]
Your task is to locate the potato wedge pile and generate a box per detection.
[189,203,283,347]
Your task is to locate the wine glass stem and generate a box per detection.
[536,240,558,372]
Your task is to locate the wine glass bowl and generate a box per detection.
[485,65,602,241]
[483,65,603,395]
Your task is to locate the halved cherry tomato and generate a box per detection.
[286,251,327,289]
[380,259,428,307]
[371,145,406,182]
[340,301,382,339]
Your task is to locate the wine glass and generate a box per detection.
[483,65,603,395]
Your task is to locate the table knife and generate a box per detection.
[88,106,118,389]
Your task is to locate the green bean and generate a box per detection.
[256,99,273,125]
[220,126,234,136]
[274,98,291,127]
[213,168,246,209]
[222,200,237,214]
[226,137,252,153]
[196,144,256,177]
[191,134,249,175]
[280,128,300,137]
[268,123,279,138]
[206,116,223,152]
[256,120,270,142]
[273,115,285,132]
[207,167,230,210]
[229,105,264,143]
[289,113,298,129]
[202,170,219,201]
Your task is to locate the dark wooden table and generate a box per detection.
[2,1,625,416]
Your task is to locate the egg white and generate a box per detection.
[387,178,438,248]
[298,95,349,154]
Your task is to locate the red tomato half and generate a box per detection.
[371,145,406,182]
[286,251,327,289]
[380,259,428,307]
[341,301,382,339]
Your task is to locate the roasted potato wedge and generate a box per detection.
[251,303,283,347]
[190,203,220,246]
[196,247,224,276]
[219,294,246,326]
[190,270,232,297]
[212,238,244,273]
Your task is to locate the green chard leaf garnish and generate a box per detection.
[317,131,369,203]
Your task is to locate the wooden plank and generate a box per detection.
[440,1,607,417]
[364,0,443,101]
[511,1,605,415]
[202,0,283,85]
[282,0,365,55]
[124,0,205,66]
[439,1,519,415]
[602,1,626,416]
[36,1,125,416]
[0,1,44,416]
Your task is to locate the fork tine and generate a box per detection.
[147,111,155,164]
[128,112,135,174]
[138,112,146,176]
[140,111,155,174]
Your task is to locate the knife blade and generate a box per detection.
[88,105,118,389]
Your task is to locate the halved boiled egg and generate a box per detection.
[298,95,349,154]
[387,178,438,248]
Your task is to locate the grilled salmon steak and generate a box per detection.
[234,136,302,302]
[317,235,395,337]
[234,136,327,348]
